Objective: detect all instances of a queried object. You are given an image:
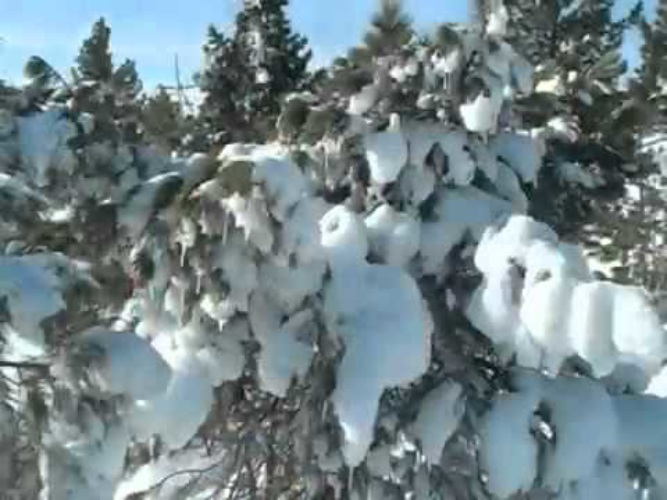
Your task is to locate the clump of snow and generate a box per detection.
[535,74,566,96]
[223,193,274,254]
[365,204,420,267]
[410,381,464,465]
[117,172,183,237]
[194,315,248,386]
[249,292,314,397]
[129,349,213,450]
[486,0,509,36]
[510,53,534,94]
[364,114,408,184]
[646,365,667,398]
[320,204,369,263]
[569,282,617,376]
[324,262,432,466]
[539,376,618,489]
[259,259,325,314]
[440,130,477,185]
[208,231,258,318]
[280,197,326,262]
[0,255,67,346]
[68,328,172,400]
[42,420,132,500]
[349,83,379,115]
[17,106,78,187]
[491,132,544,185]
[397,160,436,207]
[460,81,503,133]
[481,370,667,500]
[558,161,605,189]
[480,387,541,497]
[495,162,528,211]
[420,186,512,276]
[467,214,666,376]
[251,149,308,222]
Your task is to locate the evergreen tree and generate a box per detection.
[586,0,667,295]
[198,0,311,144]
[6,2,667,499]
[75,18,113,82]
[363,0,413,57]
[632,0,667,129]
[638,0,667,96]
[507,0,640,143]
[496,1,643,244]
[71,18,143,144]
[141,86,183,153]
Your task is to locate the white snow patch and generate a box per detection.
[324,262,431,466]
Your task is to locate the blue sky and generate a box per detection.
[0,0,656,89]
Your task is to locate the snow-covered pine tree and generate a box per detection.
[71,18,143,144]
[198,0,312,145]
[500,1,641,236]
[581,0,667,297]
[3,1,667,499]
[362,0,413,58]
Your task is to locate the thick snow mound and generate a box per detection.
[365,204,420,267]
[320,204,369,263]
[460,81,503,133]
[129,351,213,450]
[480,370,657,499]
[467,214,666,376]
[69,328,172,400]
[194,316,248,386]
[280,197,326,262]
[490,132,544,185]
[17,106,77,187]
[0,255,67,346]
[364,114,408,184]
[258,259,325,314]
[539,376,618,489]
[481,388,541,498]
[420,186,512,275]
[249,292,314,397]
[324,262,432,466]
[410,381,464,465]
[251,150,308,222]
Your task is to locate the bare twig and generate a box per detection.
[0,360,49,371]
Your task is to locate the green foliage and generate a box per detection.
[76,18,113,82]
[198,0,312,144]
[142,87,183,152]
[363,0,413,57]
[638,0,667,95]
[71,18,143,143]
